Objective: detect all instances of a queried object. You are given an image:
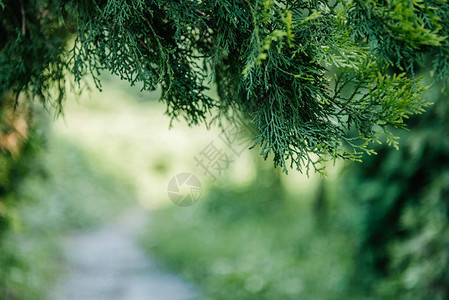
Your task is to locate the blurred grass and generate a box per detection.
[142,173,356,300]
[19,136,134,231]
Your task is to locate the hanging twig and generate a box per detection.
[20,0,26,36]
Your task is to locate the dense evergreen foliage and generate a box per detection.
[2,0,448,173]
[0,0,69,111]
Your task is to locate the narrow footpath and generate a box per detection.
[49,209,197,300]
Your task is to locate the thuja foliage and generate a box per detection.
[1,0,449,173]
[0,0,70,111]
[341,83,449,299]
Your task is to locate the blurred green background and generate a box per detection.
[0,73,448,300]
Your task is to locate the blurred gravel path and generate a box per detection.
[49,209,197,300]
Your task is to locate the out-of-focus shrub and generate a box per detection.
[342,86,449,299]
[0,93,46,299]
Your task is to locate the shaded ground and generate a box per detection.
[49,208,197,300]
